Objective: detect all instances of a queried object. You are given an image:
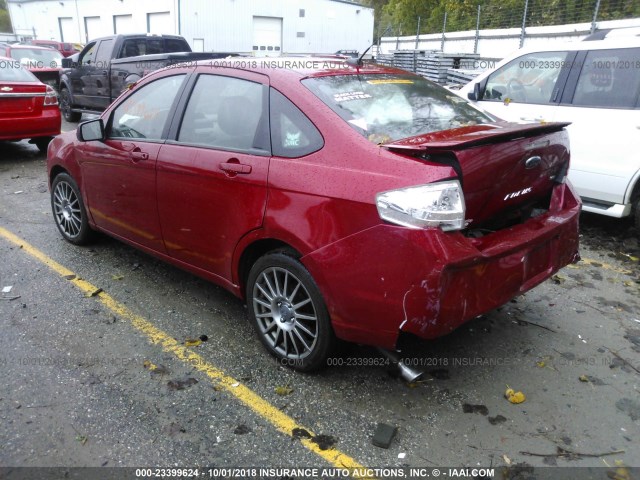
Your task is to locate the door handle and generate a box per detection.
[130,150,149,161]
[220,160,252,175]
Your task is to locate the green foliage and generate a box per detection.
[0,0,12,33]
[362,0,640,37]
[0,10,12,33]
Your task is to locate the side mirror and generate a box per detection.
[77,119,105,142]
[467,82,481,101]
[61,57,73,68]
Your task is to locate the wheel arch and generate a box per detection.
[236,238,301,301]
[49,164,69,186]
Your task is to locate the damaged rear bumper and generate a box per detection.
[302,181,581,349]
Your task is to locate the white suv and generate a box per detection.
[458,37,640,229]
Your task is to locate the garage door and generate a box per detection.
[58,17,76,42]
[253,16,282,57]
[84,16,103,43]
[113,14,134,34]
[147,12,172,34]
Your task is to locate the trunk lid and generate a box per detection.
[383,122,571,228]
[0,82,47,118]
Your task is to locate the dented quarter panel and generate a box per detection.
[303,181,580,348]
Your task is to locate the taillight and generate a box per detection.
[44,85,58,106]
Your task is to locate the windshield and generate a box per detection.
[9,48,63,68]
[303,74,494,143]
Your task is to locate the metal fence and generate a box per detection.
[383,0,640,53]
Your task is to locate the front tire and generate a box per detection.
[246,253,335,372]
[59,88,81,122]
[51,173,93,245]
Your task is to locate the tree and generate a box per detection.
[0,0,12,33]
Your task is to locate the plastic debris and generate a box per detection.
[398,452,406,459]
[372,423,397,449]
[2,286,13,293]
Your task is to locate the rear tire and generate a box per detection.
[51,173,93,245]
[33,137,53,153]
[246,252,335,372]
[59,88,81,123]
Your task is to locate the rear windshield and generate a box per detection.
[0,59,38,82]
[9,48,63,67]
[302,74,494,143]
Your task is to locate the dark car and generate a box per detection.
[47,59,580,371]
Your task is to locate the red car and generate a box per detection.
[0,56,61,152]
[47,59,580,371]
[30,39,81,58]
[1,44,63,91]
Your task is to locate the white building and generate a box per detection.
[7,0,374,55]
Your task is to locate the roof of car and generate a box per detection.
[503,35,640,58]
[10,44,63,52]
[188,57,411,79]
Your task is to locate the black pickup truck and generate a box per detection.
[59,34,235,121]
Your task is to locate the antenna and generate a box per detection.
[347,25,392,67]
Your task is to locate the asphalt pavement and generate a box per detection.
[0,123,639,478]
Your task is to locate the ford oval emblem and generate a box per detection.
[525,156,542,169]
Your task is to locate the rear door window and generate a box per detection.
[571,48,640,109]
[484,51,570,104]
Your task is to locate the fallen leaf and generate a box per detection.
[579,374,589,382]
[75,435,88,445]
[111,274,124,281]
[310,434,336,450]
[85,288,103,297]
[234,424,251,435]
[503,454,512,465]
[275,385,294,396]
[536,361,546,368]
[167,378,198,391]
[184,338,202,347]
[504,386,526,404]
[551,274,565,285]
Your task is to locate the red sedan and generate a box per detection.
[0,56,61,152]
[47,59,580,371]
[1,45,63,92]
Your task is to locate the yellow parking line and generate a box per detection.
[0,226,371,473]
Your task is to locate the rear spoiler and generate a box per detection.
[382,122,571,153]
